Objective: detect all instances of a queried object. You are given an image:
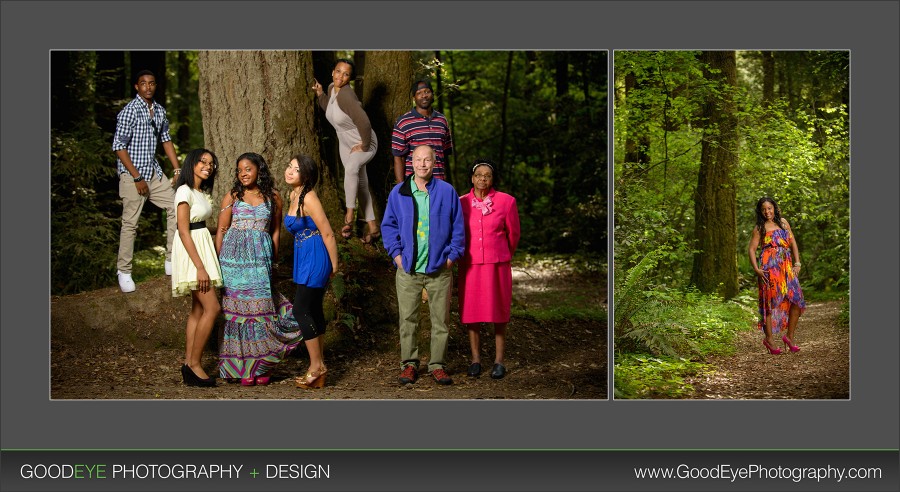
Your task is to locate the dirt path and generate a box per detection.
[687,300,849,399]
[51,258,607,400]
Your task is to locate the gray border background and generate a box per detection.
[2,1,898,451]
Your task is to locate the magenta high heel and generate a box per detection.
[781,335,800,353]
[763,339,782,355]
[254,375,271,386]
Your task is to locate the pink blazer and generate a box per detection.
[460,189,521,265]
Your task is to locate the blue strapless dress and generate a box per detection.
[285,214,332,288]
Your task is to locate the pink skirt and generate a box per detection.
[458,262,512,324]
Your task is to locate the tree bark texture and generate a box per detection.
[691,50,739,299]
[198,50,335,260]
[358,50,413,200]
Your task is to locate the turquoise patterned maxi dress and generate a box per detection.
[218,200,302,379]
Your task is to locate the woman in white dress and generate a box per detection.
[171,148,223,387]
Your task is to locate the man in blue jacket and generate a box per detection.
[382,145,465,385]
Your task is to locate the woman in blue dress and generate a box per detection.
[283,154,339,389]
[215,152,301,386]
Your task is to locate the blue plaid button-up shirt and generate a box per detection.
[112,96,173,180]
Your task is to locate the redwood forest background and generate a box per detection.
[51,50,606,295]
[613,51,849,399]
[49,50,607,399]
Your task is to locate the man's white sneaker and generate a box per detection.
[117,271,136,293]
[165,260,172,276]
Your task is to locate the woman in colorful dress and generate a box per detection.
[172,148,223,387]
[458,159,521,379]
[283,154,339,389]
[215,152,301,386]
[748,196,806,355]
[312,58,381,243]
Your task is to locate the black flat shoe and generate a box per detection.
[467,362,482,377]
[490,363,506,380]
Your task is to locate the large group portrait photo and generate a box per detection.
[49,50,607,400]
[612,50,850,399]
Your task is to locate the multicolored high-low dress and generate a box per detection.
[757,227,806,333]
[218,199,302,380]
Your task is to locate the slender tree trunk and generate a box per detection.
[555,51,568,98]
[130,51,167,106]
[95,51,126,134]
[761,50,775,108]
[358,50,413,200]
[498,51,514,177]
[176,52,191,151]
[434,50,444,115]
[446,51,459,185]
[622,72,651,188]
[691,50,739,299]
[198,50,330,260]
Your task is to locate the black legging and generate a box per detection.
[293,284,326,340]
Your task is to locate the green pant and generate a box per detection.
[395,267,452,371]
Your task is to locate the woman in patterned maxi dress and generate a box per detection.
[748,197,806,355]
[215,153,301,386]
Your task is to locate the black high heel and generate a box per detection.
[182,364,216,387]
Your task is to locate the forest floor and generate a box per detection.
[50,252,607,400]
[686,300,849,399]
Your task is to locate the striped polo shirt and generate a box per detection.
[391,108,453,181]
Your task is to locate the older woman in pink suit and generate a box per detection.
[458,159,521,380]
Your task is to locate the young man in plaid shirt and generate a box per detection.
[112,70,181,293]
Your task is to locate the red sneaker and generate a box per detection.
[398,365,418,384]
[431,368,453,385]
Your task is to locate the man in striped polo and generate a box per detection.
[391,79,454,185]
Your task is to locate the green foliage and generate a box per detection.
[838,300,849,328]
[614,354,710,399]
[131,247,166,283]
[512,305,605,323]
[438,51,607,255]
[615,51,849,294]
[51,125,120,294]
[614,251,757,398]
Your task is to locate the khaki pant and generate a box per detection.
[117,173,177,273]
[395,267,452,372]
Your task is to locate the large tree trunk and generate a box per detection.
[691,51,739,299]
[358,50,413,199]
[198,50,333,261]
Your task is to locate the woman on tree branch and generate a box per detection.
[312,58,381,244]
